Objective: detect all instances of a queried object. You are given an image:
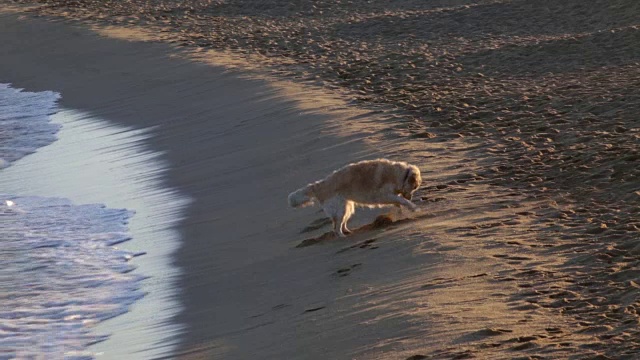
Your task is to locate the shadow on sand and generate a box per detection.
[295,211,434,248]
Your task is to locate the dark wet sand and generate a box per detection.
[2,1,640,359]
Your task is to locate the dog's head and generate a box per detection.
[400,165,422,200]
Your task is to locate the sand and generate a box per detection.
[1,1,639,359]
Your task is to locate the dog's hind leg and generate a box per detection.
[323,197,348,237]
[341,201,355,235]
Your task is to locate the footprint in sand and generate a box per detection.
[334,263,362,277]
[474,328,514,336]
[336,238,378,253]
[302,306,325,314]
[545,327,563,334]
[420,196,447,203]
[511,303,541,311]
[300,217,332,233]
[510,341,537,351]
[405,355,427,360]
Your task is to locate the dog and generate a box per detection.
[288,158,422,237]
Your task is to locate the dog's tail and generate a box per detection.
[288,184,316,208]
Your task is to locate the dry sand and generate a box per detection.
[1,1,639,359]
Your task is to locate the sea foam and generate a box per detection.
[0,83,143,359]
[0,196,143,359]
[0,83,60,167]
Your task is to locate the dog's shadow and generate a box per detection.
[295,211,431,248]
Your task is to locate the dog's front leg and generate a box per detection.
[382,194,417,211]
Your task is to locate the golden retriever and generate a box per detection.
[288,159,422,237]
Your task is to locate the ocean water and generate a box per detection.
[0,84,147,359]
[0,83,60,169]
[0,196,143,359]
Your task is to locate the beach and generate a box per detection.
[1,1,639,359]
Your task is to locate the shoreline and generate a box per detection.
[1,5,639,360]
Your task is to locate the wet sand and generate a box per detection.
[1,1,640,359]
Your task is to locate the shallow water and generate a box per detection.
[0,195,141,359]
[0,83,59,168]
[0,83,188,359]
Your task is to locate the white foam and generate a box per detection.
[0,83,61,166]
[0,83,153,359]
[1,101,189,358]
[0,195,142,359]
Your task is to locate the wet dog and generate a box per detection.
[288,159,422,237]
